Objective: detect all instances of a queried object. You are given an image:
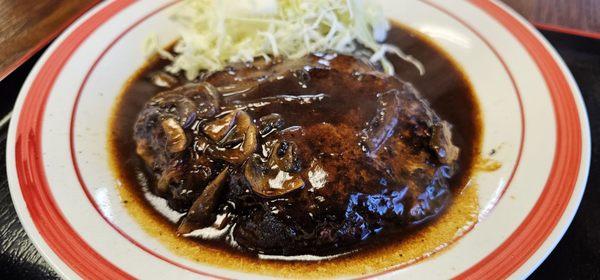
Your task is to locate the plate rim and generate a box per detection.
[426,1,591,279]
[5,0,591,279]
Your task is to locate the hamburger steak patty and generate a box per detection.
[133,53,460,256]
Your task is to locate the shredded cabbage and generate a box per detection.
[146,0,424,80]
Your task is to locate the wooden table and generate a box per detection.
[502,0,600,39]
[0,0,98,80]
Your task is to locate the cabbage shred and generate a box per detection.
[146,0,424,80]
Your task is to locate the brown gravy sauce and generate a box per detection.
[108,23,482,278]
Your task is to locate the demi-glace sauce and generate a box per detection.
[109,23,481,277]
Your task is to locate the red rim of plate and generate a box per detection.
[10,0,584,279]
[71,0,525,278]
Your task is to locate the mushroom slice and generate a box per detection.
[161,118,188,153]
[244,140,304,197]
[268,140,300,172]
[156,164,182,195]
[202,111,237,142]
[244,155,305,197]
[177,167,230,234]
[207,110,258,165]
[258,113,285,136]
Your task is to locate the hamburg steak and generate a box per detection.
[133,53,459,256]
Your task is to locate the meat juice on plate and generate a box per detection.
[109,24,481,277]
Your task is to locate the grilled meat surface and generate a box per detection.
[133,53,459,256]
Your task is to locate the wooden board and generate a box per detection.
[502,0,600,38]
[0,0,99,81]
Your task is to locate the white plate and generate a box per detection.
[6,0,590,279]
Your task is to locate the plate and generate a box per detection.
[6,0,590,279]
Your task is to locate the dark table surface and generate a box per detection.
[502,0,600,37]
[0,30,598,279]
[0,0,99,80]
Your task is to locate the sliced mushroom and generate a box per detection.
[244,154,304,197]
[133,82,221,169]
[268,140,300,172]
[244,139,304,197]
[182,112,197,129]
[156,165,182,195]
[202,111,237,142]
[161,118,188,153]
[206,110,258,165]
[360,89,401,155]
[258,113,285,136]
[218,128,246,148]
[148,91,196,123]
[153,82,220,122]
[177,167,230,234]
[178,82,220,119]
